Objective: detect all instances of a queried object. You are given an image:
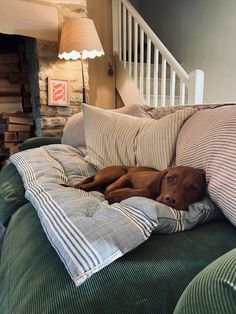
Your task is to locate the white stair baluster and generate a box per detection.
[146,38,151,105]
[161,57,167,106]
[123,4,127,67]
[170,69,176,106]
[139,29,144,95]
[153,48,159,107]
[134,20,138,85]
[128,12,132,77]
[112,0,204,107]
[180,81,186,105]
[118,0,122,60]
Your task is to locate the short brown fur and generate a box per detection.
[73,165,206,210]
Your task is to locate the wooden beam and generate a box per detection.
[0,0,58,42]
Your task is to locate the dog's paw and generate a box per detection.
[104,191,122,204]
[73,183,87,190]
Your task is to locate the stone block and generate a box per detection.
[41,117,67,128]
[41,105,78,117]
[41,128,63,138]
[39,91,48,105]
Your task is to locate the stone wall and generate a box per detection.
[25,0,88,137]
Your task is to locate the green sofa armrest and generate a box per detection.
[174,248,236,314]
[20,137,61,151]
[0,137,60,227]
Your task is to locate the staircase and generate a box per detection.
[112,0,204,107]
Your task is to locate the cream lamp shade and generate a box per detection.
[58,18,104,60]
[58,18,104,103]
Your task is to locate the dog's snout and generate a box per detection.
[164,195,176,206]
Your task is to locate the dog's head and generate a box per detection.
[156,166,206,210]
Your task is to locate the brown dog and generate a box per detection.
[74,165,206,210]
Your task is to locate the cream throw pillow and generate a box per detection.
[82,104,195,170]
[61,104,152,147]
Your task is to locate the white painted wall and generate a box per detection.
[130,0,236,103]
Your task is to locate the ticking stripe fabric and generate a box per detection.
[10,144,158,286]
[9,144,220,286]
[176,105,236,226]
[82,104,196,170]
[136,108,196,169]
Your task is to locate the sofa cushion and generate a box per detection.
[1,202,236,314]
[0,163,27,227]
[61,104,152,147]
[82,104,195,170]
[174,248,236,314]
[176,105,236,226]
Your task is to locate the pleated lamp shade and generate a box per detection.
[58,18,104,60]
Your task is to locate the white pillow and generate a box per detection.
[82,104,195,170]
[61,104,152,147]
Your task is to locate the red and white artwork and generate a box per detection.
[48,78,69,106]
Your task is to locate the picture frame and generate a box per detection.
[48,77,69,106]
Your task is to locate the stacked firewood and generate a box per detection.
[0,112,33,167]
[0,36,34,168]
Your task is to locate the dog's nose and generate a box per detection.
[164,195,176,206]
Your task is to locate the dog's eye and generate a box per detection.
[166,176,174,182]
[190,185,198,192]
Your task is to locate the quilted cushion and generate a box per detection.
[176,105,236,226]
[82,104,195,170]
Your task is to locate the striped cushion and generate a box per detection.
[136,108,196,169]
[176,105,236,226]
[62,104,152,147]
[82,104,195,170]
[10,145,158,286]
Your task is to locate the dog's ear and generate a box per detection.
[196,168,206,176]
[148,168,170,195]
[196,168,207,192]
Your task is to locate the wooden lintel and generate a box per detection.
[0,0,58,42]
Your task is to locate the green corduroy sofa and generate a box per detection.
[0,104,236,314]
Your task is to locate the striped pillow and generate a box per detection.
[82,104,195,170]
[176,105,236,226]
[136,108,196,169]
[61,104,152,147]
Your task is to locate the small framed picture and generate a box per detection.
[48,78,69,106]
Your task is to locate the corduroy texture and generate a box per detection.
[176,105,236,226]
[0,163,27,227]
[0,203,236,314]
[82,104,195,170]
[174,249,236,314]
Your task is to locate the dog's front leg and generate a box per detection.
[73,176,95,191]
[104,174,130,195]
[105,187,152,204]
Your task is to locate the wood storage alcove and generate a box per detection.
[0,34,35,167]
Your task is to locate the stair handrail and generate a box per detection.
[119,0,189,85]
[112,0,204,106]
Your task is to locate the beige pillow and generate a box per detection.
[61,104,152,147]
[176,105,236,226]
[136,108,195,169]
[82,104,195,170]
